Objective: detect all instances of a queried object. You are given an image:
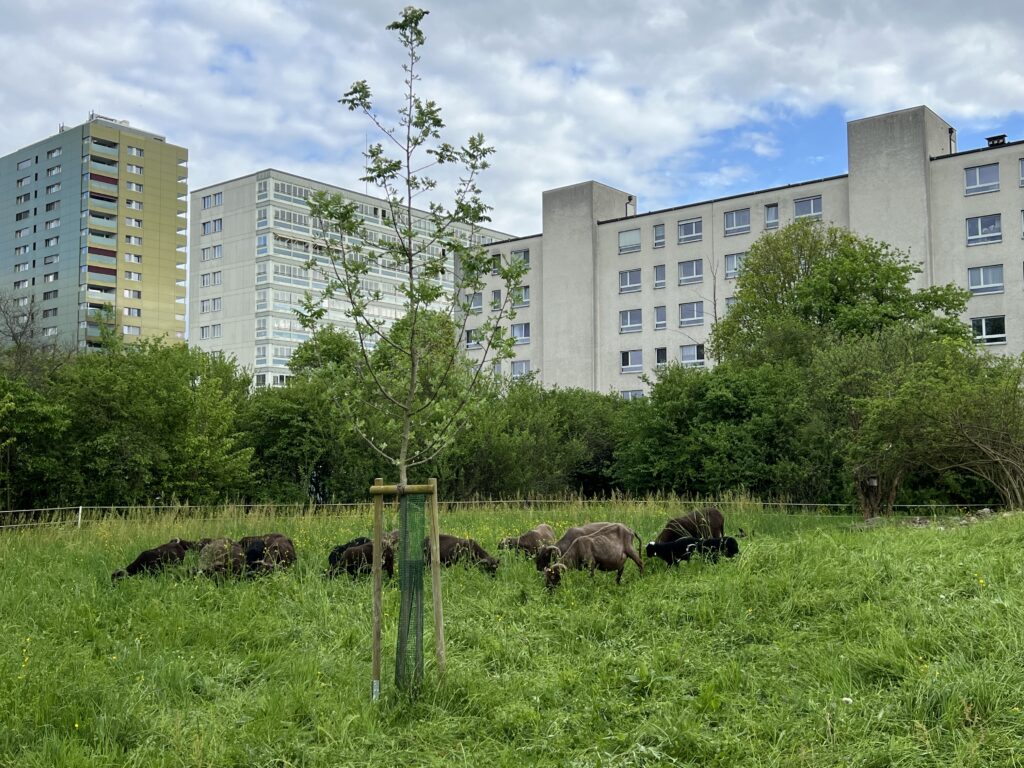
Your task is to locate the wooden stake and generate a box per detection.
[371,477,383,701]
[428,477,446,675]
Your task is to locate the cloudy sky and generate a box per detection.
[3,1,1024,236]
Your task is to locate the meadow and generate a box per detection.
[2,501,1024,767]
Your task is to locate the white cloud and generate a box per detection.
[3,1,1024,235]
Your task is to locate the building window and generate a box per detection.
[43,272,58,283]
[46,165,61,176]
[971,315,1006,344]
[619,309,642,333]
[45,200,59,212]
[654,305,666,330]
[725,252,746,279]
[621,390,644,401]
[14,227,30,239]
[13,280,28,290]
[618,228,641,254]
[14,245,29,256]
[965,163,999,195]
[653,264,666,289]
[1020,158,1024,187]
[124,307,142,317]
[724,208,750,236]
[46,182,60,194]
[511,322,531,344]
[491,360,502,376]
[15,193,30,204]
[490,254,501,275]
[678,258,703,285]
[765,203,779,229]
[511,249,530,269]
[968,265,1003,294]
[125,199,143,211]
[43,254,58,265]
[42,290,58,300]
[966,214,1001,245]
[464,328,481,349]
[16,158,31,170]
[15,296,28,308]
[124,253,142,264]
[794,195,822,219]
[201,219,223,235]
[14,262,29,272]
[620,349,643,373]
[44,236,59,247]
[468,292,483,313]
[126,164,143,175]
[16,176,30,188]
[678,217,702,243]
[679,301,704,326]
[125,217,142,228]
[200,244,223,261]
[655,347,668,367]
[513,285,530,307]
[653,223,665,248]
[619,268,641,293]
[123,289,142,299]
[511,360,531,378]
[681,343,706,367]
[46,147,61,159]
[42,308,58,319]
[211,324,222,339]
[127,146,144,157]
[725,296,737,310]
[201,191,223,208]
[126,182,143,192]
[42,327,57,337]
[125,235,142,245]
[491,289,501,309]
[15,210,29,221]
[125,271,142,281]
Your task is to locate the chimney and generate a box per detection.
[986,134,1007,148]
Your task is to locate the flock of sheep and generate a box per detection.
[110,506,740,590]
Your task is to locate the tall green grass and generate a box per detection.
[1,502,1022,767]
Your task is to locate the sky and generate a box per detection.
[4,0,1024,237]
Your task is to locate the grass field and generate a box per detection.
[2,501,1023,767]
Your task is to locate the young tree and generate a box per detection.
[302,7,524,486]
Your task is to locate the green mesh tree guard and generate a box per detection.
[395,493,426,692]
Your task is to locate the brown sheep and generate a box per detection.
[654,506,725,543]
[197,538,246,577]
[536,522,633,571]
[111,538,195,581]
[425,534,499,575]
[541,523,644,588]
[239,532,297,575]
[327,541,395,579]
[498,524,556,555]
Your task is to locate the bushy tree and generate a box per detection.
[710,220,970,366]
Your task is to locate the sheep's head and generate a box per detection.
[535,545,560,572]
[543,562,567,591]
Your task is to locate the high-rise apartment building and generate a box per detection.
[0,114,188,347]
[466,106,1024,396]
[190,169,511,386]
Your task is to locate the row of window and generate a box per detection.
[962,159,1024,196]
[468,286,531,311]
[201,218,223,235]
[620,344,706,374]
[14,149,62,170]
[618,301,720,332]
[465,322,531,348]
[618,197,821,254]
[201,192,223,209]
[618,255,746,293]
[198,324,223,340]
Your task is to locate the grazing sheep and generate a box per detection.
[654,506,725,543]
[645,536,701,565]
[498,524,556,555]
[536,522,634,571]
[111,538,194,581]
[425,534,499,576]
[239,533,297,575]
[197,538,246,577]
[541,523,644,588]
[683,536,740,563]
[327,540,394,579]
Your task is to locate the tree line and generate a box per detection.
[1,221,1021,515]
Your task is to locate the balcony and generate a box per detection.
[89,160,118,175]
[88,196,118,212]
[88,141,118,158]
[89,178,118,195]
[87,231,117,247]
[88,215,117,230]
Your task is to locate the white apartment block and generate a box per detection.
[189,169,510,386]
[466,106,1024,397]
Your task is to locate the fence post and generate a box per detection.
[76,506,83,528]
[371,478,383,701]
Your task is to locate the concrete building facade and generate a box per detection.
[467,106,1024,396]
[189,169,510,386]
[1,114,187,347]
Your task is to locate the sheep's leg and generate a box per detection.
[616,565,624,584]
